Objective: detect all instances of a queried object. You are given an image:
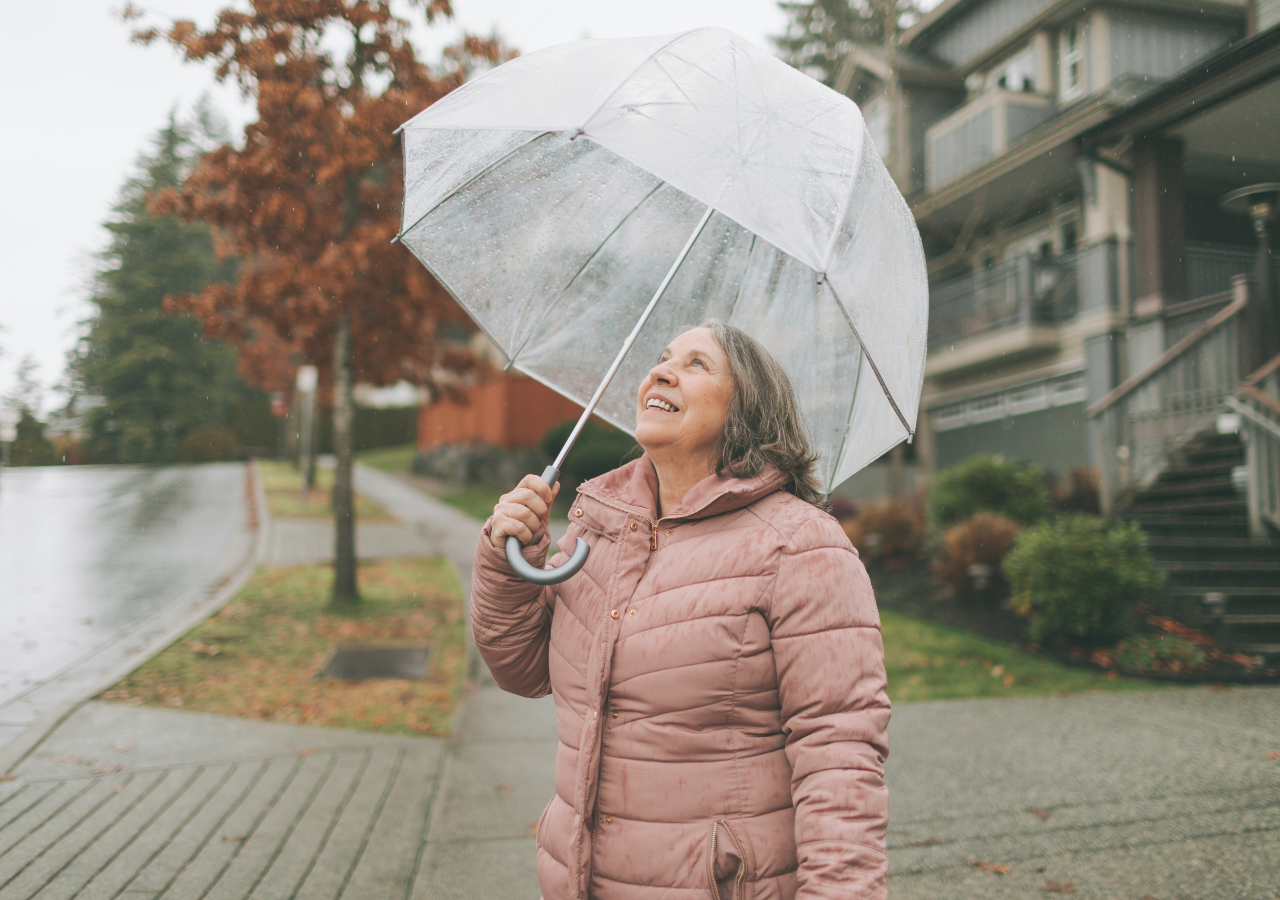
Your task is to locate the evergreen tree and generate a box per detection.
[776,0,889,88]
[9,411,57,466]
[775,0,921,89]
[75,112,258,463]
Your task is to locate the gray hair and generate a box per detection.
[683,320,826,508]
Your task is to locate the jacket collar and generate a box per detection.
[576,454,790,524]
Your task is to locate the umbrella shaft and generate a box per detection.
[553,204,715,473]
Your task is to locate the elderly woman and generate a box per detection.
[473,321,890,900]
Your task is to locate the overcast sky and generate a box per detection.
[0,0,788,410]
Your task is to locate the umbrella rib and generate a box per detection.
[824,281,913,438]
[504,180,668,370]
[391,131,551,244]
[819,137,865,270]
[580,29,707,130]
[549,205,717,472]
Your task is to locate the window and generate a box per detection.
[995,45,1038,94]
[1060,23,1086,100]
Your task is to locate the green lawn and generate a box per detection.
[880,608,1160,703]
[357,443,417,473]
[258,459,394,521]
[101,557,469,736]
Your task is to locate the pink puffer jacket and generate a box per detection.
[472,457,890,900]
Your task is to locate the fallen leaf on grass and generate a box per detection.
[1267,751,1280,761]
[1004,673,1015,687]
[186,641,221,657]
[1043,881,1075,894]
[970,861,1011,874]
[1027,808,1052,820]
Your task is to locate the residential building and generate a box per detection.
[844,0,1280,479]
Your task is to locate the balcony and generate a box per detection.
[928,248,1083,348]
[925,89,1055,192]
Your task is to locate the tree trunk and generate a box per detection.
[332,309,359,604]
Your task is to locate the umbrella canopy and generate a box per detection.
[396,27,927,494]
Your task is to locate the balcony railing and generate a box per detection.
[928,249,1081,347]
[1185,242,1258,302]
[1163,244,1277,347]
[925,89,1054,192]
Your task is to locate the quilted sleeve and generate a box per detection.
[469,520,559,698]
[766,515,891,900]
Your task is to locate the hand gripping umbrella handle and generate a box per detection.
[504,466,590,585]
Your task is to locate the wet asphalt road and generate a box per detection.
[0,464,248,741]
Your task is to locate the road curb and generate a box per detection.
[0,460,271,775]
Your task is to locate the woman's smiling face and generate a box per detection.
[635,327,735,464]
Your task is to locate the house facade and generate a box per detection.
[849,0,1279,477]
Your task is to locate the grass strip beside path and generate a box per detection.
[355,444,508,522]
[101,557,468,736]
[881,609,1161,703]
[356,443,418,474]
[259,458,395,521]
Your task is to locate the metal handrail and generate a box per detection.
[1086,292,1245,417]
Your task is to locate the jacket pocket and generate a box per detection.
[535,796,554,850]
[708,819,747,900]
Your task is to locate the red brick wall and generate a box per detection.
[417,372,584,451]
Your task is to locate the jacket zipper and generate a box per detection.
[707,819,747,900]
[578,488,725,584]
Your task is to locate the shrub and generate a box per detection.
[176,424,243,462]
[932,512,1023,600]
[1108,634,1208,676]
[828,497,860,522]
[539,419,638,483]
[413,441,545,488]
[1052,466,1100,514]
[1003,515,1163,644]
[842,497,926,567]
[927,454,1050,530]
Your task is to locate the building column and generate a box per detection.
[1084,332,1121,466]
[1131,136,1186,317]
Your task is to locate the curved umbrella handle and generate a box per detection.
[504,466,590,585]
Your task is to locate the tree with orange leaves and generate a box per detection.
[131,1,509,602]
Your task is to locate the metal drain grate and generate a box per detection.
[322,645,430,680]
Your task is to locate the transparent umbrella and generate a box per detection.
[395,28,928,583]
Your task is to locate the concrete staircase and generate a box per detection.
[1119,431,1280,660]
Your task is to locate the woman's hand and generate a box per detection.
[490,474,561,549]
